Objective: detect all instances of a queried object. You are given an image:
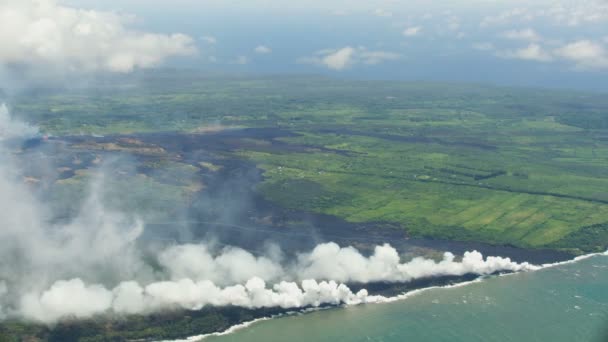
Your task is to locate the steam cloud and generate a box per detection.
[0,104,539,324]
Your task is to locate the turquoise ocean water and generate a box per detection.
[204,254,608,342]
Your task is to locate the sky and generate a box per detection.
[2,0,608,91]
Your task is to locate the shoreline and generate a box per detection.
[163,250,608,342]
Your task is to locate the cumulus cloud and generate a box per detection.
[374,8,392,17]
[473,42,495,51]
[300,46,400,71]
[446,16,461,31]
[544,0,608,27]
[254,45,272,54]
[554,40,608,69]
[319,47,356,70]
[403,26,422,37]
[500,43,553,62]
[502,28,541,42]
[201,35,217,44]
[480,8,534,27]
[480,1,608,28]
[0,0,196,73]
[234,55,249,65]
[486,39,608,69]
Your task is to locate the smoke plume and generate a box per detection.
[0,104,539,324]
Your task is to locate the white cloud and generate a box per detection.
[319,47,356,70]
[234,55,249,65]
[403,26,422,37]
[480,1,608,28]
[331,9,349,16]
[500,44,553,62]
[359,50,401,65]
[472,42,495,51]
[374,8,392,17]
[502,28,541,42]
[480,38,608,70]
[446,16,461,31]
[0,0,196,73]
[543,1,608,26]
[201,35,217,44]
[480,8,534,27]
[554,40,608,69]
[300,46,400,71]
[254,45,272,54]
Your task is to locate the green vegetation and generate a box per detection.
[46,159,201,223]
[11,72,608,252]
[0,307,283,342]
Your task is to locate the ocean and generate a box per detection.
[201,254,608,342]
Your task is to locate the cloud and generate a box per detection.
[331,9,350,16]
[403,26,422,37]
[500,43,553,62]
[472,42,495,51]
[446,16,461,31]
[480,1,608,28]
[0,104,39,141]
[502,28,541,42]
[480,8,534,27]
[485,38,608,70]
[321,47,356,70]
[234,55,249,65]
[0,0,196,73]
[299,46,400,71]
[201,35,217,44]
[544,1,608,27]
[374,8,392,17]
[254,45,272,54]
[554,40,608,69]
[359,50,401,65]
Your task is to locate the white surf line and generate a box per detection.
[158,317,273,342]
[380,277,486,304]
[157,307,336,342]
[156,277,493,342]
[538,250,608,269]
[159,250,608,342]
[159,279,485,342]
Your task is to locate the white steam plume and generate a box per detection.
[0,104,38,140]
[0,104,538,325]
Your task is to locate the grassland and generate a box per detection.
[9,71,608,253]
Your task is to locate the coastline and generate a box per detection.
[163,250,608,342]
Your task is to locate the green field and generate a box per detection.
[11,72,608,253]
